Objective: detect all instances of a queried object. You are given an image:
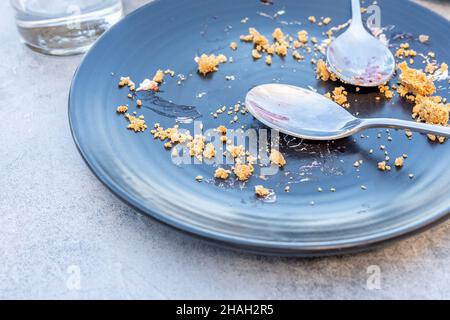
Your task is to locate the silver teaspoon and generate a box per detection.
[326,0,395,87]
[245,84,450,141]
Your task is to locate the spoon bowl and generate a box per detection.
[326,0,396,86]
[245,84,450,140]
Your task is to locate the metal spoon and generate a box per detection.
[326,0,395,87]
[245,84,450,141]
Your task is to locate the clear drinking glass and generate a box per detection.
[10,0,123,56]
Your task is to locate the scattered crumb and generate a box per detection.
[217,125,227,135]
[326,86,350,108]
[195,175,203,182]
[252,49,262,59]
[398,61,436,96]
[153,69,164,83]
[234,162,254,181]
[125,114,147,132]
[308,16,316,23]
[116,105,128,113]
[412,96,449,126]
[378,161,391,171]
[255,185,270,198]
[203,143,216,160]
[215,167,231,180]
[297,30,308,44]
[196,54,227,75]
[229,42,238,50]
[395,157,404,167]
[316,59,337,82]
[269,149,286,167]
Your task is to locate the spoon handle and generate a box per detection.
[360,118,450,137]
[351,0,363,27]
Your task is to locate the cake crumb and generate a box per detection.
[398,61,436,96]
[316,59,337,82]
[214,167,231,180]
[378,161,391,171]
[153,69,164,83]
[116,105,128,113]
[326,86,350,108]
[255,185,270,198]
[229,42,238,50]
[395,157,404,167]
[269,149,286,167]
[203,143,216,160]
[125,114,147,132]
[196,54,227,75]
[308,16,316,23]
[234,162,254,181]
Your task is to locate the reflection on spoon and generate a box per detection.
[245,84,450,141]
[326,0,395,86]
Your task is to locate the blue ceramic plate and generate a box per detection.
[69,0,450,256]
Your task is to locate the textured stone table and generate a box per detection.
[0,0,449,299]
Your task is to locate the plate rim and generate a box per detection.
[68,0,450,256]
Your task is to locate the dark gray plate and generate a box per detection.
[69,0,450,256]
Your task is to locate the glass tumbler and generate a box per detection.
[10,0,123,56]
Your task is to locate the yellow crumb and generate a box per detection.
[308,16,316,23]
[195,175,203,182]
[125,114,147,132]
[412,96,449,126]
[292,50,304,61]
[269,149,286,167]
[378,161,391,171]
[187,135,206,160]
[116,105,128,113]
[152,69,164,83]
[252,49,262,59]
[395,157,404,167]
[164,69,175,77]
[327,86,350,108]
[255,185,270,198]
[234,162,254,181]
[214,167,231,180]
[136,99,142,107]
[398,61,436,96]
[272,28,284,43]
[196,54,227,75]
[217,125,227,135]
[265,55,272,65]
[379,85,394,99]
[227,145,245,158]
[297,30,308,44]
[275,44,288,57]
[229,42,238,50]
[323,17,331,25]
[203,143,216,160]
[425,63,437,74]
[240,28,270,51]
[316,59,337,81]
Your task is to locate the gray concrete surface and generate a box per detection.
[0,0,449,299]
